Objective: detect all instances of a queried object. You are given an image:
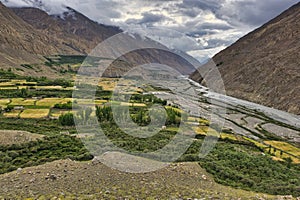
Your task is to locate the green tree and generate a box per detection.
[59,113,75,126]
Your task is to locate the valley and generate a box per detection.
[0,1,299,199]
[0,66,299,198]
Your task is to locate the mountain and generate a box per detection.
[0,3,195,77]
[190,2,300,115]
[11,7,122,54]
[0,2,81,71]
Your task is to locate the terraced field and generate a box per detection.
[20,109,50,119]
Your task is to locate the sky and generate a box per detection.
[2,0,299,62]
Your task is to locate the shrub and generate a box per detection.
[59,113,75,126]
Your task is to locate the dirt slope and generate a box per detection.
[0,159,279,199]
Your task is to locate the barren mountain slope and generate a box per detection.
[0,2,82,70]
[190,2,300,114]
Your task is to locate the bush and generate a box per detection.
[59,113,75,126]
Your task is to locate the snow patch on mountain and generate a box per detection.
[1,0,69,16]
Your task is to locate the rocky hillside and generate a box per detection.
[0,2,82,70]
[0,159,277,199]
[11,7,122,54]
[190,2,300,115]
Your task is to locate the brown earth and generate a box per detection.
[0,159,280,199]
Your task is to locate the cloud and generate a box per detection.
[1,0,299,62]
[126,12,166,25]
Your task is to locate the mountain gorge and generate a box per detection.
[190,2,300,115]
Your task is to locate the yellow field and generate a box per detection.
[36,98,64,107]
[120,102,146,107]
[243,137,267,149]
[60,98,73,103]
[193,126,207,136]
[35,86,63,90]
[264,141,300,158]
[188,117,200,122]
[221,133,238,140]
[0,99,10,107]
[3,110,21,118]
[98,79,117,90]
[20,109,50,119]
[9,98,25,105]
[241,138,300,163]
[165,106,183,113]
[0,87,18,90]
[22,99,37,105]
[10,98,36,106]
[0,82,15,87]
[95,100,108,105]
[10,79,27,83]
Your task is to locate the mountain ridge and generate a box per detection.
[190,2,300,115]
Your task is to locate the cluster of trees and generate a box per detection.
[0,135,92,174]
[94,122,177,154]
[198,143,300,196]
[95,105,183,127]
[130,94,167,105]
[0,88,73,98]
[36,78,73,88]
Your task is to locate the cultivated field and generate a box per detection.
[20,109,50,119]
[35,98,65,107]
[3,110,21,118]
[265,140,300,159]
